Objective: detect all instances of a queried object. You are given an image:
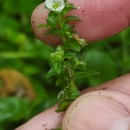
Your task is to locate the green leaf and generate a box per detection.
[50,46,64,62]
[64,52,76,59]
[57,87,70,102]
[60,24,73,35]
[65,16,80,23]
[53,62,62,74]
[67,40,81,52]
[74,58,86,68]
[64,24,73,32]
[63,3,76,15]
[45,28,59,35]
[56,77,64,86]
[46,68,56,79]
[69,90,80,100]
[66,3,76,9]
[75,69,100,78]
[57,90,66,102]
[55,101,72,112]
[47,11,59,27]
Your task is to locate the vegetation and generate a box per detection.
[0,0,130,129]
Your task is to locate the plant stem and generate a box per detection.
[57,12,80,105]
[66,59,79,95]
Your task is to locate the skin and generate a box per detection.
[31,0,130,45]
[16,0,130,129]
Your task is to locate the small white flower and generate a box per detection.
[45,0,65,12]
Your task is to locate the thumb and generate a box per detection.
[62,90,130,130]
[31,0,130,45]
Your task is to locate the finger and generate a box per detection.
[69,0,130,42]
[82,73,130,95]
[15,105,64,130]
[16,74,130,130]
[31,0,130,45]
[31,3,61,45]
[62,91,130,130]
[62,74,130,130]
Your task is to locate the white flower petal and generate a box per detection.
[55,5,65,11]
[45,0,65,12]
[45,0,53,9]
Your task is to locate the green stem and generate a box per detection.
[58,11,79,100]
[66,60,78,93]
[59,14,63,28]
[58,14,67,44]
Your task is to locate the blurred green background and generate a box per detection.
[0,0,130,129]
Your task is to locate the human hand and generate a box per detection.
[16,74,130,130]
[16,0,130,129]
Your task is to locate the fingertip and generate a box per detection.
[32,0,130,46]
[69,0,129,42]
[31,3,61,45]
[62,92,130,130]
[15,105,64,130]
